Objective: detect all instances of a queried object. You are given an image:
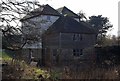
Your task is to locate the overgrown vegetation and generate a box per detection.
[1,51,12,61]
[1,46,120,80]
[1,0,119,80]
[95,45,120,66]
[2,51,61,80]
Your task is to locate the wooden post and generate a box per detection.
[57,32,62,65]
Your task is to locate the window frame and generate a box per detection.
[73,49,83,57]
[73,34,83,41]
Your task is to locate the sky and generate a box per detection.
[1,0,119,36]
[39,0,119,36]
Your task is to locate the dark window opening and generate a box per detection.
[80,49,83,55]
[73,49,83,57]
[73,34,83,41]
[80,34,82,40]
[53,49,57,56]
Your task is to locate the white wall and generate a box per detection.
[22,15,59,48]
[29,15,59,31]
[22,15,59,34]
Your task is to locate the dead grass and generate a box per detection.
[2,60,50,79]
[59,65,120,79]
[2,51,120,80]
[2,60,120,80]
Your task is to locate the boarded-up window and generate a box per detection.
[73,49,83,57]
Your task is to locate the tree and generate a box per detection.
[117,36,120,45]
[78,10,87,21]
[0,0,47,66]
[0,0,41,50]
[89,15,113,45]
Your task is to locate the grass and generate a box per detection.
[21,65,50,79]
[1,51,12,61]
[1,50,51,79]
[2,60,51,79]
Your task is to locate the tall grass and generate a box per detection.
[59,65,120,79]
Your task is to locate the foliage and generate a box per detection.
[89,15,113,45]
[2,50,120,79]
[22,66,50,79]
[118,36,120,45]
[1,51,12,61]
[50,70,61,81]
[89,15,113,36]
[95,45,120,66]
[2,51,61,80]
[2,59,50,79]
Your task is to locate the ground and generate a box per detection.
[1,50,120,80]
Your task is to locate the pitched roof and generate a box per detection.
[57,6,79,18]
[21,4,61,21]
[80,21,98,33]
[46,16,97,34]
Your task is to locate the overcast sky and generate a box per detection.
[1,0,119,36]
[39,0,119,36]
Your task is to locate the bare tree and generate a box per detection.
[0,0,42,50]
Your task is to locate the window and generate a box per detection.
[80,34,83,40]
[47,16,51,20]
[73,49,83,57]
[52,49,57,56]
[73,34,82,41]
